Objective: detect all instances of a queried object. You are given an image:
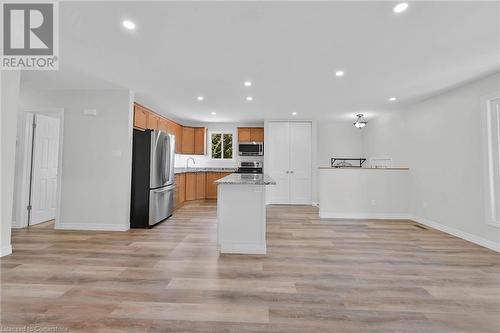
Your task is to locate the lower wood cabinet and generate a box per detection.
[173,172,231,211]
[185,173,197,201]
[206,172,232,199]
[174,173,186,209]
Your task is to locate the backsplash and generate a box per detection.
[175,154,263,168]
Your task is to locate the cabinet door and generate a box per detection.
[182,127,195,154]
[205,172,219,199]
[185,172,197,201]
[158,118,169,133]
[174,124,183,153]
[133,105,148,129]
[194,127,206,155]
[174,173,185,209]
[238,128,251,142]
[266,122,291,204]
[250,128,264,142]
[147,113,160,130]
[195,172,206,199]
[289,122,312,204]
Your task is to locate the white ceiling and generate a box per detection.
[21,1,500,123]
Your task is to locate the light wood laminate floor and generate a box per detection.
[1,201,499,332]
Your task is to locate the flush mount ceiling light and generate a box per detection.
[292,112,297,116]
[246,96,253,101]
[122,20,136,30]
[393,3,409,14]
[244,81,252,87]
[353,114,368,129]
[197,96,204,101]
[389,97,397,102]
[335,70,344,77]
[211,112,216,115]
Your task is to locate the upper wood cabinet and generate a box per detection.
[182,127,195,154]
[133,105,148,130]
[133,103,206,155]
[147,113,160,130]
[194,128,206,155]
[250,128,264,142]
[238,127,264,142]
[238,128,251,142]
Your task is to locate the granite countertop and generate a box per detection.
[174,167,237,174]
[215,173,276,185]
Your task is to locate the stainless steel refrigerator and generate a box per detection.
[130,129,175,228]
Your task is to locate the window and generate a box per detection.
[484,97,500,227]
[211,132,233,159]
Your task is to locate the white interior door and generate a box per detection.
[289,122,312,204]
[30,114,60,225]
[266,122,291,204]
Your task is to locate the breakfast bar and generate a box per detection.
[215,173,276,254]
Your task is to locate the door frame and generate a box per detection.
[15,108,64,229]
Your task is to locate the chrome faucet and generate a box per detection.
[186,157,196,170]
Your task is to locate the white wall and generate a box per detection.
[174,122,263,168]
[317,120,364,167]
[0,71,21,256]
[319,169,409,219]
[18,89,134,231]
[363,71,500,249]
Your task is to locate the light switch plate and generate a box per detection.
[83,109,97,116]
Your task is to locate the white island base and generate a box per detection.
[216,174,276,255]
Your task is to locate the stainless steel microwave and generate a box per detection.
[238,142,264,156]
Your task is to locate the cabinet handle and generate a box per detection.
[290,171,294,174]
[285,171,289,174]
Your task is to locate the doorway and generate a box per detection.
[13,110,64,229]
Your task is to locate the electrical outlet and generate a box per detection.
[371,200,377,206]
[423,201,428,209]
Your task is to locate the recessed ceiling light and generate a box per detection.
[244,81,252,87]
[122,20,136,30]
[389,97,397,102]
[197,96,204,101]
[335,70,344,77]
[211,112,216,115]
[292,112,297,116]
[246,96,253,101]
[393,3,408,14]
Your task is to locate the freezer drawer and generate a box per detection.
[149,185,175,226]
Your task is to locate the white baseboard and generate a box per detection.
[319,212,411,220]
[1,244,12,257]
[220,242,266,255]
[56,222,129,232]
[410,215,500,253]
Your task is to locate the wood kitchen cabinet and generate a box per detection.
[194,127,206,155]
[250,128,264,142]
[238,128,251,142]
[185,172,197,201]
[147,113,160,130]
[238,127,264,142]
[182,127,195,154]
[174,124,183,153]
[158,118,169,132]
[174,173,186,209]
[206,172,232,199]
[195,172,206,199]
[133,104,148,130]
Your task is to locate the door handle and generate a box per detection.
[290,171,294,174]
[285,171,289,174]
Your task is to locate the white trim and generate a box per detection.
[319,212,411,220]
[208,130,235,161]
[56,222,129,232]
[220,243,266,255]
[480,93,500,228]
[0,245,12,257]
[410,215,500,253]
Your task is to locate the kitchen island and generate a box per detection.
[215,173,276,254]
